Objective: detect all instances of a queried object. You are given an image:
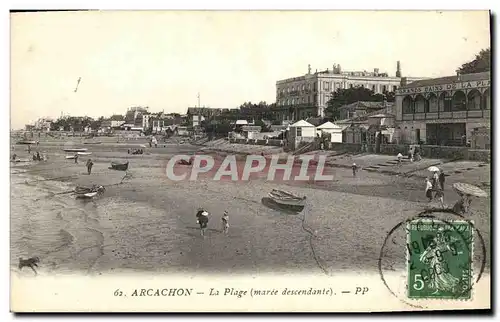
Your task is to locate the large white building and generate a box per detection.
[276,62,426,119]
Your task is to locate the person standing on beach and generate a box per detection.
[27,145,31,154]
[221,211,229,235]
[434,188,445,208]
[352,163,358,177]
[86,159,94,175]
[425,178,433,202]
[397,153,403,167]
[196,208,209,237]
[439,170,445,190]
[74,153,79,164]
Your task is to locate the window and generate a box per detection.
[302,97,305,104]
[382,85,387,92]
[372,85,376,91]
[402,96,413,114]
[324,81,329,91]
[414,96,426,113]
[307,96,310,103]
[297,127,302,137]
[349,84,353,88]
[428,94,438,112]
[307,83,311,91]
[302,84,305,91]
[313,83,317,91]
[393,85,397,91]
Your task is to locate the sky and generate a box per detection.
[10,10,490,129]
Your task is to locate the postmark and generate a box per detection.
[406,218,473,300]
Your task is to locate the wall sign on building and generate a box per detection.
[396,80,490,95]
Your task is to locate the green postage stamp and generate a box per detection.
[406,219,473,300]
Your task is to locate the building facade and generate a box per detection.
[276,62,425,119]
[394,72,491,146]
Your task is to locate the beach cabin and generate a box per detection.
[288,120,316,150]
[316,121,343,143]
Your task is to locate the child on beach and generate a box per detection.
[434,188,445,208]
[221,211,229,235]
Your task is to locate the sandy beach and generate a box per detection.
[10,137,491,277]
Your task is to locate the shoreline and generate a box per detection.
[10,140,491,277]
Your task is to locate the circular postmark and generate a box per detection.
[378,208,487,309]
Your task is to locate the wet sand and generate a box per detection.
[10,138,491,277]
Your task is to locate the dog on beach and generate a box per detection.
[18,256,40,274]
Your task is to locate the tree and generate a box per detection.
[458,48,490,74]
[325,87,395,120]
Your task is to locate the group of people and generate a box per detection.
[127,149,144,155]
[425,170,446,207]
[195,208,229,237]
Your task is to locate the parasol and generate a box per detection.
[452,182,488,198]
[201,211,209,217]
[397,153,403,158]
[427,166,440,172]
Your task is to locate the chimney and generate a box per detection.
[337,64,342,73]
[374,68,379,75]
[400,77,408,87]
[396,61,401,77]
[308,64,311,74]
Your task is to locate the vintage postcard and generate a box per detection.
[9,10,491,312]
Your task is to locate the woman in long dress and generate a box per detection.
[419,229,461,294]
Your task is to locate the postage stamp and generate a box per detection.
[406,219,473,300]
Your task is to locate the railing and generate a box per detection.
[401,109,490,120]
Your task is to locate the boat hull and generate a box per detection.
[110,162,129,171]
[268,189,306,207]
[63,148,88,152]
[16,141,36,145]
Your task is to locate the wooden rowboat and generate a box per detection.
[16,140,37,145]
[268,189,306,207]
[75,192,98,199]
[110,161,129,171]
[63,148,88,152]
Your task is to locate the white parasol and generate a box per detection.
[201,211,209,217]
[397,153,403,158]
[453,182,488,198]
[427,166,440,172]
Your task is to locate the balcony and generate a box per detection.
[402,110,490,121]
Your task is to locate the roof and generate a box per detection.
[290,120,315,127]
[305,117,323,126]
[109,114,124,121]
[368,113,395,118]
[401,72,490,89]
[338,101,393,111]
[317,121,342,129]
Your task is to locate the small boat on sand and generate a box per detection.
[110,161,129,171]
[77,152,92,155]
[17,140,37,145]
[75,185,105,194]
[63,148,88,152]
[268,189,307,207]
[83,142,102,145]
[75,192,98,199]
[65,155,76,159]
